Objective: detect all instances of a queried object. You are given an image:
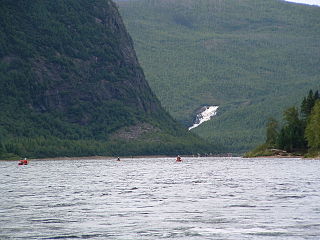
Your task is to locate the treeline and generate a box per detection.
[0,103,216,159]
[245,90,320,157]
[0,134,215,160]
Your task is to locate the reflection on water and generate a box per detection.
[1,157,320,239]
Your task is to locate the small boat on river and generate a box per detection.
[176,155,182,162]
[18,158,28,165]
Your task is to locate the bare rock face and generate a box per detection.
[111,123,159,140]
[29,0,161,118]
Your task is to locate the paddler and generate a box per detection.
[18,158,28,165]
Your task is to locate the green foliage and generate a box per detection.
[305,100,320,151]
[246,89,319,157]
[301,90,320,119]
[117,0,320,153]
[0,141,5,156]
[266,118,278,147]
[243,143,273,158]
[0,0,215,159]
[277,107,305,152]
[0,132,215,160]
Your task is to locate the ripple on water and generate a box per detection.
[227,204,257,208]
[1,157,320,239]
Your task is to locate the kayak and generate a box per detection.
[18,160,28,165]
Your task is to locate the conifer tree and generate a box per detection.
[266,118,278,147]
[278,107,305,152]
[305,100,320,150]
[0,136,6,157]
[301,90,319,120]
[315,90,319,100]
[301,97,308,119]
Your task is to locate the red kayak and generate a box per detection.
[18,159,28,165]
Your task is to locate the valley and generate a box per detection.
[117,0,320,153]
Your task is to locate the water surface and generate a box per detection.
[1,157,320,239]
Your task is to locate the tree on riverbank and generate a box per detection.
[266,118,278,147]
[301,90,319,119]
[0,141,5,157]
[277,107,306,152]
[305,100,320,154]
[245,90,320,157]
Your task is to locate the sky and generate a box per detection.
[114,0,320,5]
[285,0,320,6]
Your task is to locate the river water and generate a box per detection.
[1,157,320,239]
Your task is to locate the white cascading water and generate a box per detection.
[188,106,219,130]
[284,0,320,6]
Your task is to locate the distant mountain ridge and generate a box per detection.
[117,0,320,153]
[0,0,212,158]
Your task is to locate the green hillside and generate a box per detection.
[117,0,320,153]
[0,0,213,159]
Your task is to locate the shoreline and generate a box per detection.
[0,155,175,162]
[246,154,320,160]
[248,155,303,159]
[1,155,319,162]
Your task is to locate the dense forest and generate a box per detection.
[245,90,320,157]
[0,0,215,160]
[117,0,320,153]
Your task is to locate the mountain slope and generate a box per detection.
[0,0,212,158]
[117,0,320,153]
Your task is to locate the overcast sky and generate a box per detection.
[285,0,320,6]
[115,0,320,5]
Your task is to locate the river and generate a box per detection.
[1,157,320,239]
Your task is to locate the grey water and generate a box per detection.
[1,157,320,240]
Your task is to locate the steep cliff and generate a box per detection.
[0,0,212,158]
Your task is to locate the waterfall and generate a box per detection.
[189,106,219,130]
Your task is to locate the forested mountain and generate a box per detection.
[0,0,212,159]
[117,0,320,153]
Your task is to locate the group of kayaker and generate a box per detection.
[115,156,183,162]
[17,156,182,165]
